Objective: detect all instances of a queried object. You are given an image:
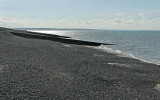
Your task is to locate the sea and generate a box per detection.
[26,29,160,65]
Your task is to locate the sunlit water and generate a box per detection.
[29,29,160,65]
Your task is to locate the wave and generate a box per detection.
[93,45,160,65]
[28,30,160,65]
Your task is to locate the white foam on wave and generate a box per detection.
[98,45,137,58]
[93,45,160,65]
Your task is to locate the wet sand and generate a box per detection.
[0,27,160,99]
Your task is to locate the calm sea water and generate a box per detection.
[29,29,160,65]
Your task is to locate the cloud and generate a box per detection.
[0,16,19,22]
[139,13,144,16]
[153,18,160,21]
[138,13,148,19]
[0,16,30,27]
[115,13,123,16]
[0,15,160,30]
[114,19,122,23]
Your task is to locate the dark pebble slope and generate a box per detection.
[0,27,160,100]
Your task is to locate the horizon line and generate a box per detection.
[13,27,160,31]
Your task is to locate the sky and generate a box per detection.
[0,0,160,30]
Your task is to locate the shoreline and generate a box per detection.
[0,27,160,99]
[95,45,160,66]
[28,29,160,66]
[27,28,160,65]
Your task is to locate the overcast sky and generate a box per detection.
[0,0,160,30]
